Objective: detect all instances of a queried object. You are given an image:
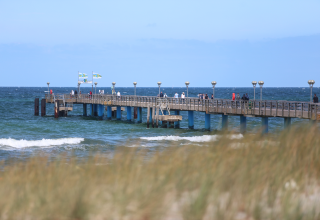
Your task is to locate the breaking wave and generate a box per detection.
[140,134,243,142]
[0,138,84,148]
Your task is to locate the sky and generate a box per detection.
[0,0,320,87]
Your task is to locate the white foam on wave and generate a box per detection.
[140,134,243,142]
[0,138,84,148]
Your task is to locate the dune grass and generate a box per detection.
[1,125,320,219]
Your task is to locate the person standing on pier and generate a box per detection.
[245,93,249,100]
[160,92,163,98]
[117,91,121,100]
[313,94,318,103]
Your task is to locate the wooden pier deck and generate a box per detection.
[37,94,320,132]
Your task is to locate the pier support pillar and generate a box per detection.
[93,104,98,116]
[152,106,155,128]
[147,106,150,128]
[127,106,132,121]
[134,107,137,119]
[261,117,269,134]
[222,115,228,130]
[137,107,142,123]
[117,106,121,120]
[240,116,247,134]
[83,104,87,116]
[107,106,112,120]
[149,107,152,124]
[41,99,46,116]
[90,104,93,116]
[284,118,291,129]
[98,104,104,119]
[188,111,194,129]
[34,98,39,116]
[205,113,211,130]
[174,111,180,128]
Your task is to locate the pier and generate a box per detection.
[37,94,320,133]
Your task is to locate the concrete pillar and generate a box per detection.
[188,111,194,129]
[149,108,152,123]
[147,105,150,128]
[83,104,87,116]
[98,104,104,119]
[222,115,228,130]
[284,117,291,129]
[134,107,137,119]
[117,106,121,120]
[240,116,247,134]
[261,117,269,134]
[107,106,112,120]
[205,113,211,130]
[127,106,132,121]
[93,104,98,116]
[155,106,159,128]
[137,107,142,123]
[152,106,155,128]
[174,111,180,128]
[41,99,46,116]
[90,104,93,116]
[34,98,39,116]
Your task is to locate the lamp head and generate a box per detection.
[157,81,162,86]
[252,81,257,86]
[308,80,315,86]
[133,82,137,85]
[112,82,116,86]
[211,81,217,86]
[47,82,50,86]
[185,81,190,86]
[258,81,264,87]
[94,82,98,86]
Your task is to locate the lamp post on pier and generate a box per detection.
[258,81,264,101]
[78,82,81,94]
[112,82,116,95]
[157,82,162,95]
[94,82,98,95]
[133,82,137,96]
[252,81,257,100]
[308,80,315,103]
[211,81,217,99]
[47,82,50,94]
[185,81,190,98]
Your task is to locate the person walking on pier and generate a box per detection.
[313,94,318,103]
[75,90,78,98]
[160,92,164,98]
[245,93,249,100]
[164,93,168,98]
[117,91,121,100]
[232,93,235,101]
[89,91,92,99]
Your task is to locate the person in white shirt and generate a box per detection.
[181,92,185,103]
[164,93,168,98]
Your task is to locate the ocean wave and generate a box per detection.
[0,138,84,148]
[140,134,243,142]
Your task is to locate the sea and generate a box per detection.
[0,86,319,162]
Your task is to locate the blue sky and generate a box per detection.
[0,0,320,87]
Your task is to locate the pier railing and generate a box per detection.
[45,94,320,120]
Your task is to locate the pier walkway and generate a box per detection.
[35,94,320,133]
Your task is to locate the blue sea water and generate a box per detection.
[0,86,319,162]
